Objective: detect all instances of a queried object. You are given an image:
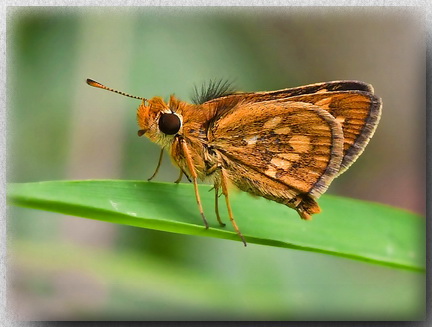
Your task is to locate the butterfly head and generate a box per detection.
[137,96,183,146]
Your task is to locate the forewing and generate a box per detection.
[274,91,382,175]
[209,101,344,198]
[204,80,374,104]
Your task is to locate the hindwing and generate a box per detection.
[269,91,382,175]
[208,100,344,198]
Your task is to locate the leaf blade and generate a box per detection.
[7,180,425,271]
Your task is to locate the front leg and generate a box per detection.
[147,148,164,181]
[178,136,209,229]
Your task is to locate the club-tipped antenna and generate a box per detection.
[86,78,146,101]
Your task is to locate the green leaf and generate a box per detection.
[7,180,425,271]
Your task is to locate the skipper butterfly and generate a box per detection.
[87,78,382,246]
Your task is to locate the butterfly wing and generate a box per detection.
[204,80,374,104]
[206,81,381,176]
[208,100,344,200]
[271,91,382,175]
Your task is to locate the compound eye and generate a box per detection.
[158,113,181,135]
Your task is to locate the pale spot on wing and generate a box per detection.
[315,155,329,162]
[244,135,258,145]
[270,157,291,169]
[289,135,312,153]
[265,166,278,178]
[278,153,301,161]
[274,126,291,134]
[316,88,328,93]
[315,97,332,109]
[336,116,346,124]
[311,124,330,132]
[263,116,282,129]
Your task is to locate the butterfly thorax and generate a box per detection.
[170,97,222,181]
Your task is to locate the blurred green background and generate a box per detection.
[7,7,425,320]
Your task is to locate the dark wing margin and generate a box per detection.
[338,93,381,175]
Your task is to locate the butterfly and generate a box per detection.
[87,78,382,246]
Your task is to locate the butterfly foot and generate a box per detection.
[201,212,209,229]
[239,233,247,247]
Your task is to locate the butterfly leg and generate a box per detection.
[179,137,209,229]
[220,169,247,246]
[148,148,164,181]
[214,186,226,227]
[205,163,226,227]
[174,170,183,183]
[177,168,192,183]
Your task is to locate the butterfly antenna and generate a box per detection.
[86,78,146,101]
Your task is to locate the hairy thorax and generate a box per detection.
[168,97,221,181]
